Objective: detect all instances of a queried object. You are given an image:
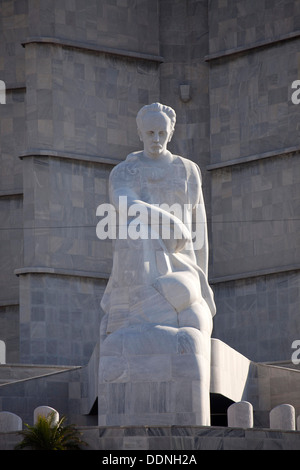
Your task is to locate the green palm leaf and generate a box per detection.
[15,411,87,450]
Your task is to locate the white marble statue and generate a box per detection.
[98,103,216,426]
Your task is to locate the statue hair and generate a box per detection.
[136,102,176,131]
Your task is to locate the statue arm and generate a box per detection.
[193,183,209,277]
[108,162,190,252]
[185,160,209,276]
[190,162,216,316]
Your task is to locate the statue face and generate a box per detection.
[138,111,173,158]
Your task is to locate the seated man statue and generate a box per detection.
[98,102,216,426]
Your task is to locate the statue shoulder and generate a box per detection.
[111,152,142,171]
[109,152,142,184]
[177,155,202,184]
[126,151,143,162]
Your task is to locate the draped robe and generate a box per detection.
[100,151,216,337]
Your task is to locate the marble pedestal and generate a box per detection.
[98,324,211,426]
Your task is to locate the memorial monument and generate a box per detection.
[98,103,216,426]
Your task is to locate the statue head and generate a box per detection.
[136,103,176,159]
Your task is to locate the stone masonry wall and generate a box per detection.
[0,0,299,365]
[207,0,300,362]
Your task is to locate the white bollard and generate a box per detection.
[0,411,22,432]
[227,401,254,428]
[269,404,295,430]
[33,406,59,425]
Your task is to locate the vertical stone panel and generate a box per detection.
[19,273,106,365]
[211,155,300,277]
[209,0,300,55]
[159,0,211,169]
[17,0,161,365]
[159,0,213,267]
[0,196,23,303]
[1,0,299,368]
[208,0,300,362]
[212,270,300,361]
[0,305,19,363]
[28,0,160,56]
[0,0,28,85]
[209,40,300,165]
[24,42,160,159]
[21,156,113,273]
[0,1,28,364]
[0,90,25,191]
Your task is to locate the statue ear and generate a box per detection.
[137,128,143,142]
[168,130,174,142]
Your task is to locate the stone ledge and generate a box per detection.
[19,149,119,166]
[209,264,300,285]
[14,266,109,280]
[4,83,26,91]
[206,144,300,171]
[205,29,300,62]
[3,424,300,450]
[0,189,23,198]
[22,37,164,64]
[0,300,19,307]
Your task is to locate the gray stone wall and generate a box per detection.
[0,365,86,426]
[0,305,19,364]
[21,157,113,273]
[209,39,300,164]
[159,0,212,206]
[212,271,300,361]
[208,0,300,55]
[18,273,106,365]
[0,196,23,303]
[0,0,161,365]
[0,0,299,365]
[0,1,27,364]
[211,155,300,277]
[27,0,159,57]
[23,41,159,159]
[207,0,300,362]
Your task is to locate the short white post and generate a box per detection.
[269,404,295,430]
[33,406,59,425]
[0,411,22,432]
[227,401,253,428]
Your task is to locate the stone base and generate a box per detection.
[2,425,300,450]
[81,425,300,450]
[98,324,211,426]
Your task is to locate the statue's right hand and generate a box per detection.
[164,220,191,253]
